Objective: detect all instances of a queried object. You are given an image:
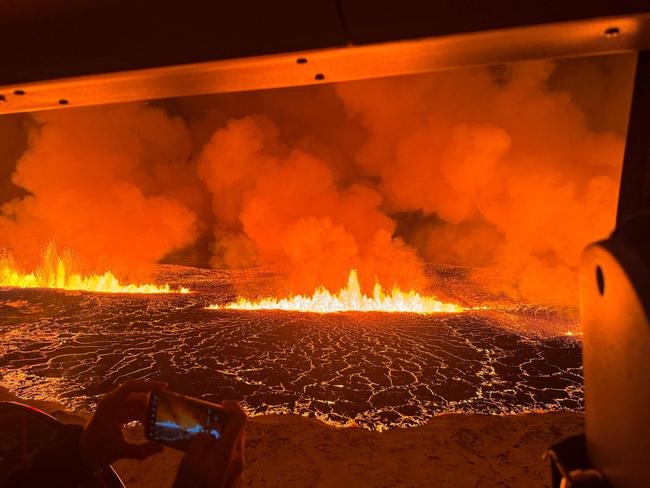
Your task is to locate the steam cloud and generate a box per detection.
[0,55,634,304]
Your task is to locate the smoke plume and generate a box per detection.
[0,105,199,278]
[0,54,634,303]
[333,59,630,303]
[196,115,425,293]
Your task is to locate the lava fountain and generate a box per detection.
[210,269,464,313]
[0,247,189,294]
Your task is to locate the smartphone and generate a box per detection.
[145,390,229,451]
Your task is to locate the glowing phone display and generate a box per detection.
[145,390,229,451]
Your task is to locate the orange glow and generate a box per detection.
[209,269,463,314]
[0,247,189,294]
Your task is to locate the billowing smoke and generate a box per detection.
[335,59,630,304]
[0,105,199,279]
[0,54,634,303]
[196,115,425,293]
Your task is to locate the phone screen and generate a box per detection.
[146,390,229,451]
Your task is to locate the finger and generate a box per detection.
[179,432,215,472]
[174,433,215,487]
[221,401,247,445]
[226,456,244,488]
[214,401,247,460]
[234,430,245,465]
[225,432,245,487]
[102,379,167,408]
[119,441,164,460]
[200,405,245,487]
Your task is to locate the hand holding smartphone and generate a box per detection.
[145,390,230,451]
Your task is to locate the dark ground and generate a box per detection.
[0,265,583,430]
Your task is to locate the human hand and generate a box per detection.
[173,400,247,488]
[80,379,167,469]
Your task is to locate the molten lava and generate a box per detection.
[209,269,463,314]
[0,248,189,294]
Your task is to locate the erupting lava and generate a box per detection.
[210,270,464,314]
[0,249,189,294]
